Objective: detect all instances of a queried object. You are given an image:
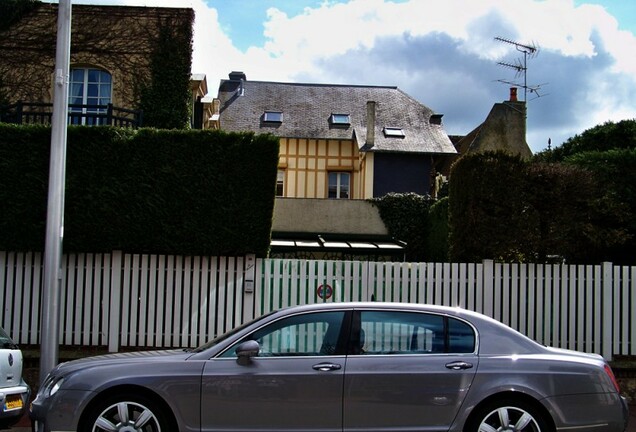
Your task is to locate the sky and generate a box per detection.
[50,0,636,153]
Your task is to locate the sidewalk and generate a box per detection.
[10,405,636,431]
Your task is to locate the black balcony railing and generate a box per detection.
[0,101,143,128]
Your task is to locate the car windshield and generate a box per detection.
[192,310,277,353]
[0,327,18,349]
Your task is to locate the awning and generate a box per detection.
[270,233,406,259]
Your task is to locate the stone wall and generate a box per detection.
[0,4,193,110]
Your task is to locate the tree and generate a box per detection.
[137,19,193,129]
[565,149,636,264]
[534,119,636,162]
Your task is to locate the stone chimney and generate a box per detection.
[366,101,376,147]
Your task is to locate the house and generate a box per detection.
[216,72,457,200]
[215,72,457,259]
[0,3,196,128]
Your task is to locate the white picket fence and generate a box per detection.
[0,250,634,360]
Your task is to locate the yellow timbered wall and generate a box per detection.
[279,138,371,198]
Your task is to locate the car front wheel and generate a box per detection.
[82,394,170,432]
[470,400,551,432]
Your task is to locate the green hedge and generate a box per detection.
[370,193,432,262]
[426,197,449,262]
[0,124,279,256]
[448,151,630,264]
[448,152,527,262]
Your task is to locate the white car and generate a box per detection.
[0,326,30,429]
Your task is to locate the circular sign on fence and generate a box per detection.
[317,284,333,300]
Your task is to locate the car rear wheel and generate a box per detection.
[82,394,169,432]
[470,400,551,432]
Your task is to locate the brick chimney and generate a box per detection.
[509,87,518,102]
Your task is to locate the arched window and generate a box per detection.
[68,68,112,125]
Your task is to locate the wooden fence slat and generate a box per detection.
[30,252,42,344]
[181,256,192,347]
[630,266,636,356]
[107,251,121,352]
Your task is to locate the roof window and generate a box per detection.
[264,111,283,123]
[383,127,405,137]
[330,113,351,125]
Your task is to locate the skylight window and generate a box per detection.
[330,113,351,125]
[264,111,283,122]
[383,127,405,137]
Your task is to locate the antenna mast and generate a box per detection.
[495,36,543,101]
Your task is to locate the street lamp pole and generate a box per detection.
[40,0,72,382]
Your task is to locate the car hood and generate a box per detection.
[54,349,193,375]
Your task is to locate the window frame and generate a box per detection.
[263,110,283,123]
[328,171,351,199]
[68,67,112,125]
[351,310,477,355]
[330,113,351,126]
[219,310,350,358]
[383,127,405,138]
[276,170,285,197]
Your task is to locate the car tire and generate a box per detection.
[468,399,552,432]
[81,393,171,432]
[0,415,21,429]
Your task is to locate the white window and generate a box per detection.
[276,170,285,197]
[383,127,405,137]
[330,113,350,125]
[264,111,283,122]
[328,172,350,199]
[68,68,112,125]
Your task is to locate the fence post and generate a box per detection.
[108,251,123,352]
[16,100,23,124]
[242,254,256,322]
[601,262,614,360]
[482,259,494,317]
[106,103,113,126]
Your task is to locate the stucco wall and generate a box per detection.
[272,198,388,235]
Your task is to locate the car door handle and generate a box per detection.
[445,361,473,370]
[312,362,342,371]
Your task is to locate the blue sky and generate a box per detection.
[52,0,636,153]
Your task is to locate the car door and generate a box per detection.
[201,310,349,432]
[343,309,478,432]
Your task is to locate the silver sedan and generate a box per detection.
[30,302,628,432]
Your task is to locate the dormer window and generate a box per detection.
[330,113,350,125]
[264,111,283,123]
[383,127,405,137]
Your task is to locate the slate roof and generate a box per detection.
[217,77,457,155]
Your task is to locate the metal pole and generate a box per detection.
[40,0,72,383]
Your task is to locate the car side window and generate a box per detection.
[220,311,345,358]
[448,317,475,353]
[356,311,475,355]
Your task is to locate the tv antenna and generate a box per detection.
[495,36,546,101]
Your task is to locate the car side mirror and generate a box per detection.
[236,340,260,365]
